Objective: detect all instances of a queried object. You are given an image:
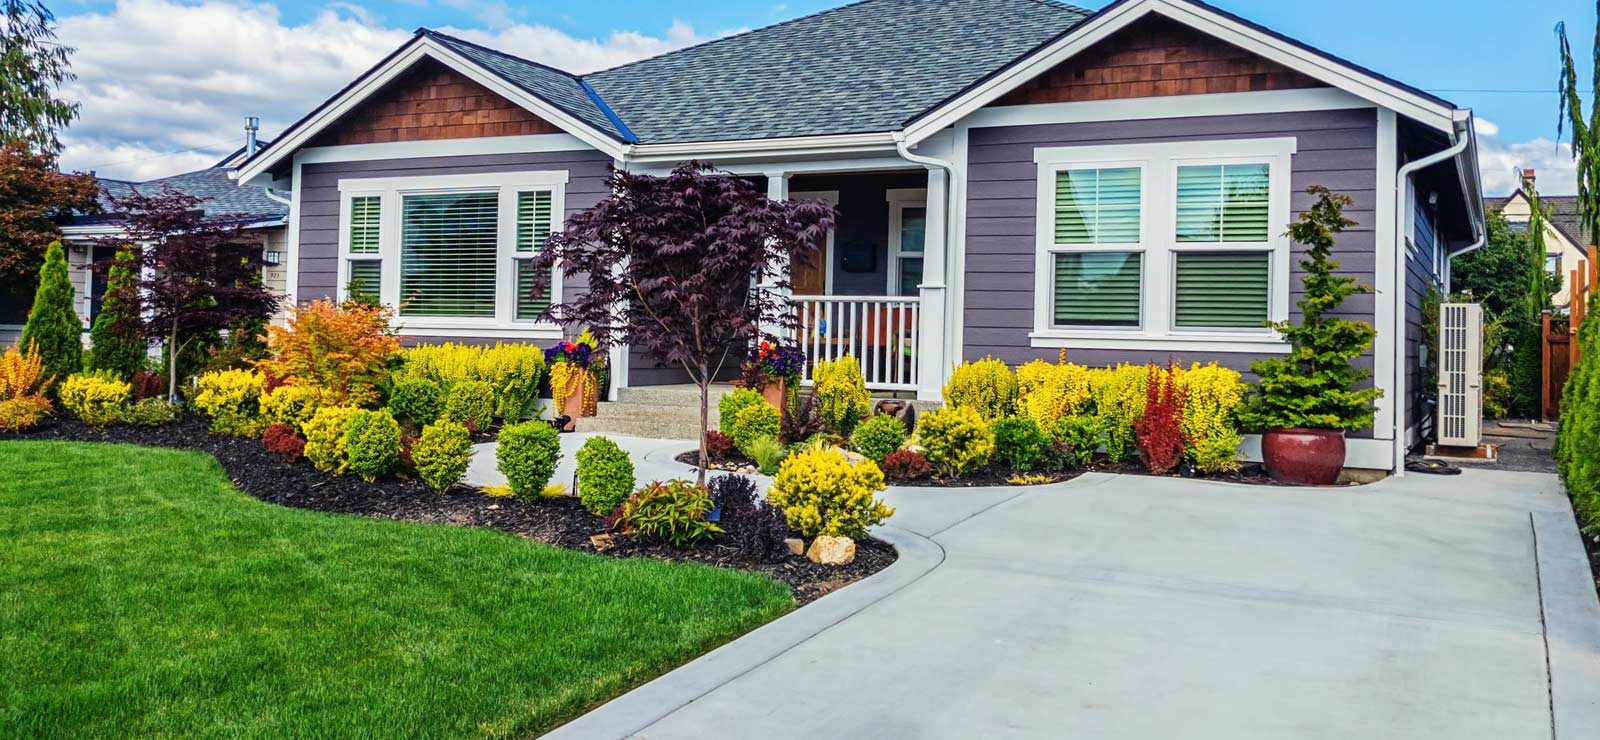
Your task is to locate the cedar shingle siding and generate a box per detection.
[995,15,1324,106]
[311,59,563,147]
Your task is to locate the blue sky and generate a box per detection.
[49,0,1598,194]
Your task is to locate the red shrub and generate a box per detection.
[1135,365,1187,474]
[262,423,307,463]
[705,430,737,461]
[130,369,166,401]
[881,449,932,481]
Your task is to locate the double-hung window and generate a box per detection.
[887,188,929,297]
[1032,139,1295,351]
[337,171,566,337]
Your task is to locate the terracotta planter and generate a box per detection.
[557,377,583,432]
[1261,428,1346,486]
[759,377,786,411]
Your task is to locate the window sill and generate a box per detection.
[391,321,564,341]
[1028,331,1290,355]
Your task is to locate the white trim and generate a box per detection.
[629,132,898,163]
[948,126,970,369]
[1029,138,1295,348]
[237,37,627,185]
[286,158,303,306]
[628,156,917,178]
[294,134,590,166]
[335,169,568,334]
[789,190,838,293]
[1372,108,1398,442]
[886,187,928,297]
[963,88,1373,130]
[903,0,1459,145]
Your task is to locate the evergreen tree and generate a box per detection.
[18,239,80,383]
[86,246,146,378]
[1556,289,1600,530]
[0,0,79,154]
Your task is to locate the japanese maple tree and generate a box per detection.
[531,162,835,481]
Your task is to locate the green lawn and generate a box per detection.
[0,441,792,739]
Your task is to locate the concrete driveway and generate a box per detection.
[548,467,1600,740]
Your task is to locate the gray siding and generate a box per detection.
[1404,187,1445,433]
[296,148,613,308]
[789,171,928,296]
[964,108,1380,383]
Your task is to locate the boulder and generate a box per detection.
[806,535,856,565]
[785,538,806,556]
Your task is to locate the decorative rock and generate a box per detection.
[742,465,758,475]
[785,538,806,556]
[806,535,856,565]
[840,450,868,466]
[589,534,615,551]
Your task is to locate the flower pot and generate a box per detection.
[558,375,583,432]
[1261,428,1346,486]
[759,377,786,411]
[579,368,600,418]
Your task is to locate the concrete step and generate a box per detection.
[616,384,736,406]
[577,414,704,441]
[592,402,713,426]
[577,383,733,440]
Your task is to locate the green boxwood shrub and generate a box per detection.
[412,421,474,493]
[730,402,780,456]
[344,409,402,482]
[576,436,635,516]
[1049,414,1103,469]
[497,421,562,498]
[991,416,1047,472]
[718,387,766,432]
[917,405,994,478]
[444,380,496,431]
[388,376,445,427]
[849,413,906,464]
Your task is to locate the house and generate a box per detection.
[233,0,1486,473]
[1498,170,1591,308]
[0,124,291,347]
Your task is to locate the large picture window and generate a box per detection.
[338,170,567,337]
[1031,138,1296,351]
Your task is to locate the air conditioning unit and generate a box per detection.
[1436,302,1483,447]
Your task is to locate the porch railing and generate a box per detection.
[789,295,920,392]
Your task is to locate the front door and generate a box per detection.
[789,190,836,296]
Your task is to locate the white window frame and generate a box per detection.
[1030,138,1297,353]
[337,170,568,339]
[886,188,928,297]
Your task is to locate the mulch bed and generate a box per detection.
[4,416,896,605]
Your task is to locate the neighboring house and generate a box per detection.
[0,130,290,347]
[1498,170,1591,308]
[234,0,1486,473]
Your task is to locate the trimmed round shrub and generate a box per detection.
[618,480,720,547]
[943,357,1019,421]
[59,373,131,428]
[388,376,445,427]
[443,380,496,431]
[729,402,780,456]
[718,387,766,432]
[260,384,322,433]
[304,406,360,474]
[262,423,307,463]
[576,436,635,516]
[849,413,906,464]
[991,416,1047,472]
[344,409,402,482]
[121,398,178,427]
[192,369,266,437]
[768,446,894,539]
[812,356,871,436]
[412,420,474,493]
[917,405,994,478]
[497,421,562,498]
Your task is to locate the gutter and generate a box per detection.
[892,133,956,295]
[1391,116,1479,475]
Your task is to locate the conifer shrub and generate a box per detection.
[192,368,266,437]
[812,355,871,435]
[304,406,360,474]
[576,436,635,516]
[943,356,1019,421]
[917,405,995,477]
[718,387,766,433]
[768,446,894,538]
[443,380,496,431]
[412,421,474,494]
[387,375,445,427]
[260,384,321,434]
[121,397,178,427]
[19,242,82,387]
[729,402,780,457]
[344,409,402,482]
[849,413,906,464]
[497,421,562,498]
[1557,291,1600,531]
[86,246,147,379]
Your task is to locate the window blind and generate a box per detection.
[349,196,381,254]
[347,260,380,298]
[1055,168,1141,244]
[400,192,499,318]
[517,191,553,253]
[1175,164,1270,243]
[516,261,551,321]
[1174,252,1270,328]
[1053,252,1141,327]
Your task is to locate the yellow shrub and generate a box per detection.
[260,384,322,433]
[813,355,871,435]
[399,342,547,419]
[1088,364,1149,463]
[59,373,130,428]
[943,356,1018,421]
[192,369,266,437]
[768,446,894,538]
[1175,362,1245,473]
[917,405,995,477]
[0,342,52,399]
[1016,358,1091,428]
[304,406,360,474]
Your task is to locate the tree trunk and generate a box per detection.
[697,360,710,487]
[168,319,180,403]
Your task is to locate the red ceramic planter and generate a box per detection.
[1261,428,1346,486]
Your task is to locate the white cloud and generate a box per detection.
[53,0,709,180]
[1476,117,1578,197]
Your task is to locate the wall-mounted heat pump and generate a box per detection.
[1436,302,1483,447]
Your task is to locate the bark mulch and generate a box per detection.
[4,415,895,605]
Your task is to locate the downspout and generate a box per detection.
[1392,124,1473,474]
[894,134,958,397]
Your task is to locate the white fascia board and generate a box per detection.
[294,133,591,166]
[628,132,899,164]
[963,88,1371,129]
[236,38,626,185]
[904,0,1458,145]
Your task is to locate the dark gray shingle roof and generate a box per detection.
[71,167,288,228]
[1501,191,1590,248]
[582,0,1091,143]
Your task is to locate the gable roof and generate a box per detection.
[1502,190,1589,249]
[583,0,1090,144]
[67,166,288,230]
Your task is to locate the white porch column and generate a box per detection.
[762,171,792,341]
[916,167,950,402]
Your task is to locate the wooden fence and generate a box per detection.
[1543,245,1599,421]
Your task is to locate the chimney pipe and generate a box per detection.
[245,117,260,157]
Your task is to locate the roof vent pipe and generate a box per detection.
[245,117,260,157]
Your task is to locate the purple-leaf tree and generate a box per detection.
[532,162,835,482]
[104,187,280,400]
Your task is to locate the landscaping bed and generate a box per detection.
[5,416,895,605]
